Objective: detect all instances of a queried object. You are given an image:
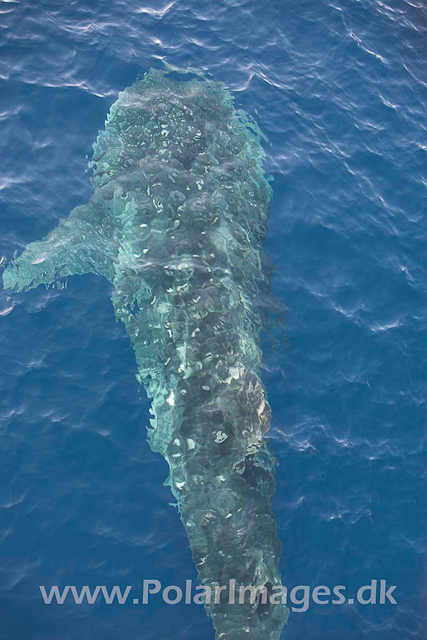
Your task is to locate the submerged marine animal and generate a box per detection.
[2,69,288,639]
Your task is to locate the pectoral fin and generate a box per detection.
[2,205,117,292]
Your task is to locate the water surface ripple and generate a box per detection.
[0,1,425,639]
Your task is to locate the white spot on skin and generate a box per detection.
[31,253,48,265]
[225,366,241,384]
[256,399,266,417]
[166,391,175,406]
[177,261,190,270]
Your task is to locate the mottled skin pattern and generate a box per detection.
[2,70,288,639]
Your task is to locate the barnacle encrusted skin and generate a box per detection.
[3,69,289,639]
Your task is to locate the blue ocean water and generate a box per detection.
[0,0,425,639]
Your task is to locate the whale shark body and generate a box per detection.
[2,69,288,639]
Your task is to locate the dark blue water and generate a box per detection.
[0,1,425,638]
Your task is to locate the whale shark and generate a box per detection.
[2,69,289,639]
